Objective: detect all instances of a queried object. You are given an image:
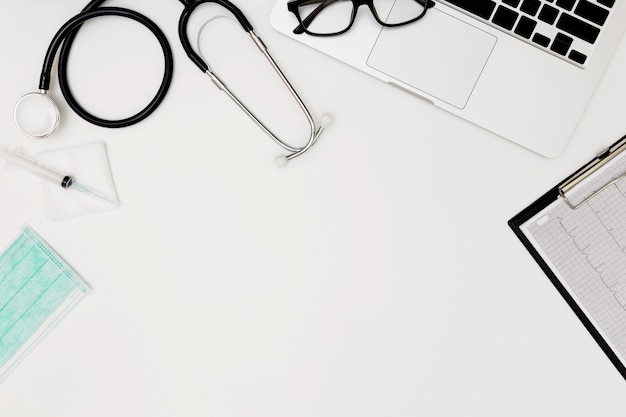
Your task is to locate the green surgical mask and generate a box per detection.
[0,225,89,383]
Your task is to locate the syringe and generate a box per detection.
[0,146,118,205]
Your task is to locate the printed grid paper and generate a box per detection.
[522,151,626,365]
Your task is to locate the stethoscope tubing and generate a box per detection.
[179,0,253,73]
[41,6,174,128]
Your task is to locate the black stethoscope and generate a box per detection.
[15,0,330,164]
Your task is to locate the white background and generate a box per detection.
[0,0,625,415]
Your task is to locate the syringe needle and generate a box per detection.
[71,182,119,205]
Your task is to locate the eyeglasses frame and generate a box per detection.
[287,0,435,36]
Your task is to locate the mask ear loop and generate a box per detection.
[179,0,332,166]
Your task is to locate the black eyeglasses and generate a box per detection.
[287,0,435,37]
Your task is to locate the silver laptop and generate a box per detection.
[270,0,626,157]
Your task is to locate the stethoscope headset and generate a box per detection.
[15,0,330,165]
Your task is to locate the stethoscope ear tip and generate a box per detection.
[274,155,289,167]
[319,113,334,129]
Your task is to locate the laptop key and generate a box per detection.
[557,13,601,43]
[532,33,551,47]
[493,6,519,30]
[551,32,573,55]
[515,16,537,38]
[443,0,496,20]
[597,0,615,8]
[575,0,609,26]
[569,49,587,64]
[556,0,576,11]
[521,0,542,16]
[538,5,559,24]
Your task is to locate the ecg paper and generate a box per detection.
[520,149,626,366]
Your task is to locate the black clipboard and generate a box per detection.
[509,134,626,380]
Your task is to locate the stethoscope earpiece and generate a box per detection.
[274,155,289,167]
[318,114,334,132]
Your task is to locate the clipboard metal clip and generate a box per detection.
[558,136,626,210]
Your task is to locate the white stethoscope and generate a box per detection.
[14,0,331,165]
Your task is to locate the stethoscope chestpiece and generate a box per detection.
[14,91,61,139]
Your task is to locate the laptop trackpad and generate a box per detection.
[366,9,496,109]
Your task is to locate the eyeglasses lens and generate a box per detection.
[297,1,354,35]
[372,0,427,25]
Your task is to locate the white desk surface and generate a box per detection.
[1,1,625,415]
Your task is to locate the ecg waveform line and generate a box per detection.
[558,181,626,310]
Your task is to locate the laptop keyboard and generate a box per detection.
[437,0,616,66]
